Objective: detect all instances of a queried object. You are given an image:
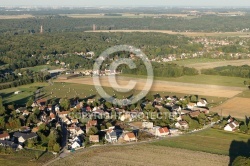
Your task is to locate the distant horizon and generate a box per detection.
[1,0,250,8]
[1,5,250,9]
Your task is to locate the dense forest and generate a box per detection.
[1,15,250,34]
[122,61,198,77]
[201,65,250,78]
[0,32,201,89]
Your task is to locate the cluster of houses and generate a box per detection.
[0,93,217,152]
[0,128,37,151]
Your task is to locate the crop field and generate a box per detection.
[56,76,243,98]
[152,128,250,156]
[0,79,227,107]
[211,97,250,119]
[49,144,229,166]
[182,59,250,71]
[0,14,34,19]
[122,74,246,88]
[86,30,250,37]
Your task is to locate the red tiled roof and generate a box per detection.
[0,132,9,139]
[126,132,135,138]
[159,127,169,133]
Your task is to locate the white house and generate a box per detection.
[224,121,239,132]
[187,103,197,109]
[153,127,169,137]
[142,122,153,129]
[175,121,189,129]
[196,99,208,107]
[71,141,81,149]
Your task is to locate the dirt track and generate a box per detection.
[56,76,243,98]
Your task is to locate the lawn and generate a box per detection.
[0,83,48,105]
[23,65,57,72]
[121,74,246,88]
[152,128,250,156]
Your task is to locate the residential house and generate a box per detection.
[58,111,69,118]
[19,126,31,133]
[22,110,30,116]
[13,132,37,143]
[31,127,39,133]
[0,132,10,140]
[189,110,200,118]
[187,103,197,109]
[142,122,153,129]
[105,129,118,143]
[124,132,137,142]
[50,113,56,120]
[87,99,95,104]
[153,127,169,137]
[75,127,84,136]
[224,121,239,132]
[15,107,26,114]
[196,99,208,107]
[175,121,189,129]
[0,140,23,150]
[71,141,81,149]
[89,135,99,143]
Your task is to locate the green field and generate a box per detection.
[23,65,57,72]
[0,83,48,105]
[152,128,250,156]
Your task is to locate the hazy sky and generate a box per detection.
[1,0,250,7]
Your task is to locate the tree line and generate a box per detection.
[201,65,250,78]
